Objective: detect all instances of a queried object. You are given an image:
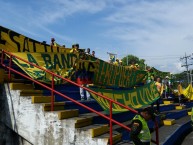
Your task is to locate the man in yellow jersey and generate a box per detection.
[113,59,119,66]
[151,77,162,112]
[130,107,155,145]
[135,63,140,70]
[177,81,183,106]
[70,43,79,53]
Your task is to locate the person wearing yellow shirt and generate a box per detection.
[177,81,183,106]
[70,43,79,53]
[129,61,136,69]
[135,63,140,70]
[113,59,119,66]
[155,77,162,94]
[151,77,162,112]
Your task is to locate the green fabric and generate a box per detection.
[133,115,151,142]
[90,82,160,113]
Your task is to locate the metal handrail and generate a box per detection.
[0,50,159,145]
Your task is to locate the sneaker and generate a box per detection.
[86,98,91,101]
[81,98,85,101]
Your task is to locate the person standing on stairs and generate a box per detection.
[177,81,183,106]
[76,47,91,101]
[130,107,156,145]
[151,77,162,112]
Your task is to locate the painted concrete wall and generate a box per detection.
[0,84,108,145]
[0,121,32,145]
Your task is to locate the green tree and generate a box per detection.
[121,55,146,69]
[173,70,193,88]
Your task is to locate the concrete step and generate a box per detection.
[10,83,34,90]
[59,100,103,114]
[96,131,122,145]
[20,90,43,96]
[176,105,186,110]
[163,101,174,105]
[58,109,79,119]
[163,119,175,125]
[31,96,52,103]
[41,100,103,113]
[74,116,93,128]
[152,115,191,145]
[42,102,65,111]
[91,124,109,137]
[78,124,109,137]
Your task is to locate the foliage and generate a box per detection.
[121,54,146,69]
[173,70,193,88]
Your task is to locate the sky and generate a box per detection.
[0,0,193,74]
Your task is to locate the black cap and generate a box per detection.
[143,107,156,120]
[75,43,79,48]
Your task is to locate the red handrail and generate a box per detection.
[0,50,159,145]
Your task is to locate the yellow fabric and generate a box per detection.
[53,42,57,46]
[155,82,162,93]
[113,61,119,66]
[70,48,78,53]
[183,84,193,100]
[177,84,183,96]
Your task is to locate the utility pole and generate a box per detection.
[190,70,192,85]
[126,48,128,66]
[180,53,193,84]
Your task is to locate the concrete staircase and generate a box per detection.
[0,81,124,145]
[1,59,193,145]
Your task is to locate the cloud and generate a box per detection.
[1,0,193,73]
[0,0,108,45]
[174,62,186,72]
[99,0,193,73]
[32,0,107,25]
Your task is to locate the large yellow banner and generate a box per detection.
[11,52,78,84]
[183,84,193,100]
[10,52,99,84]
[0,26,67,53]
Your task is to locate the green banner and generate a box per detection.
[8,52,146,87]
[1,25,147,87]
[90,82,160,113]
[93,59,147,88]
[151,67,170,78]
